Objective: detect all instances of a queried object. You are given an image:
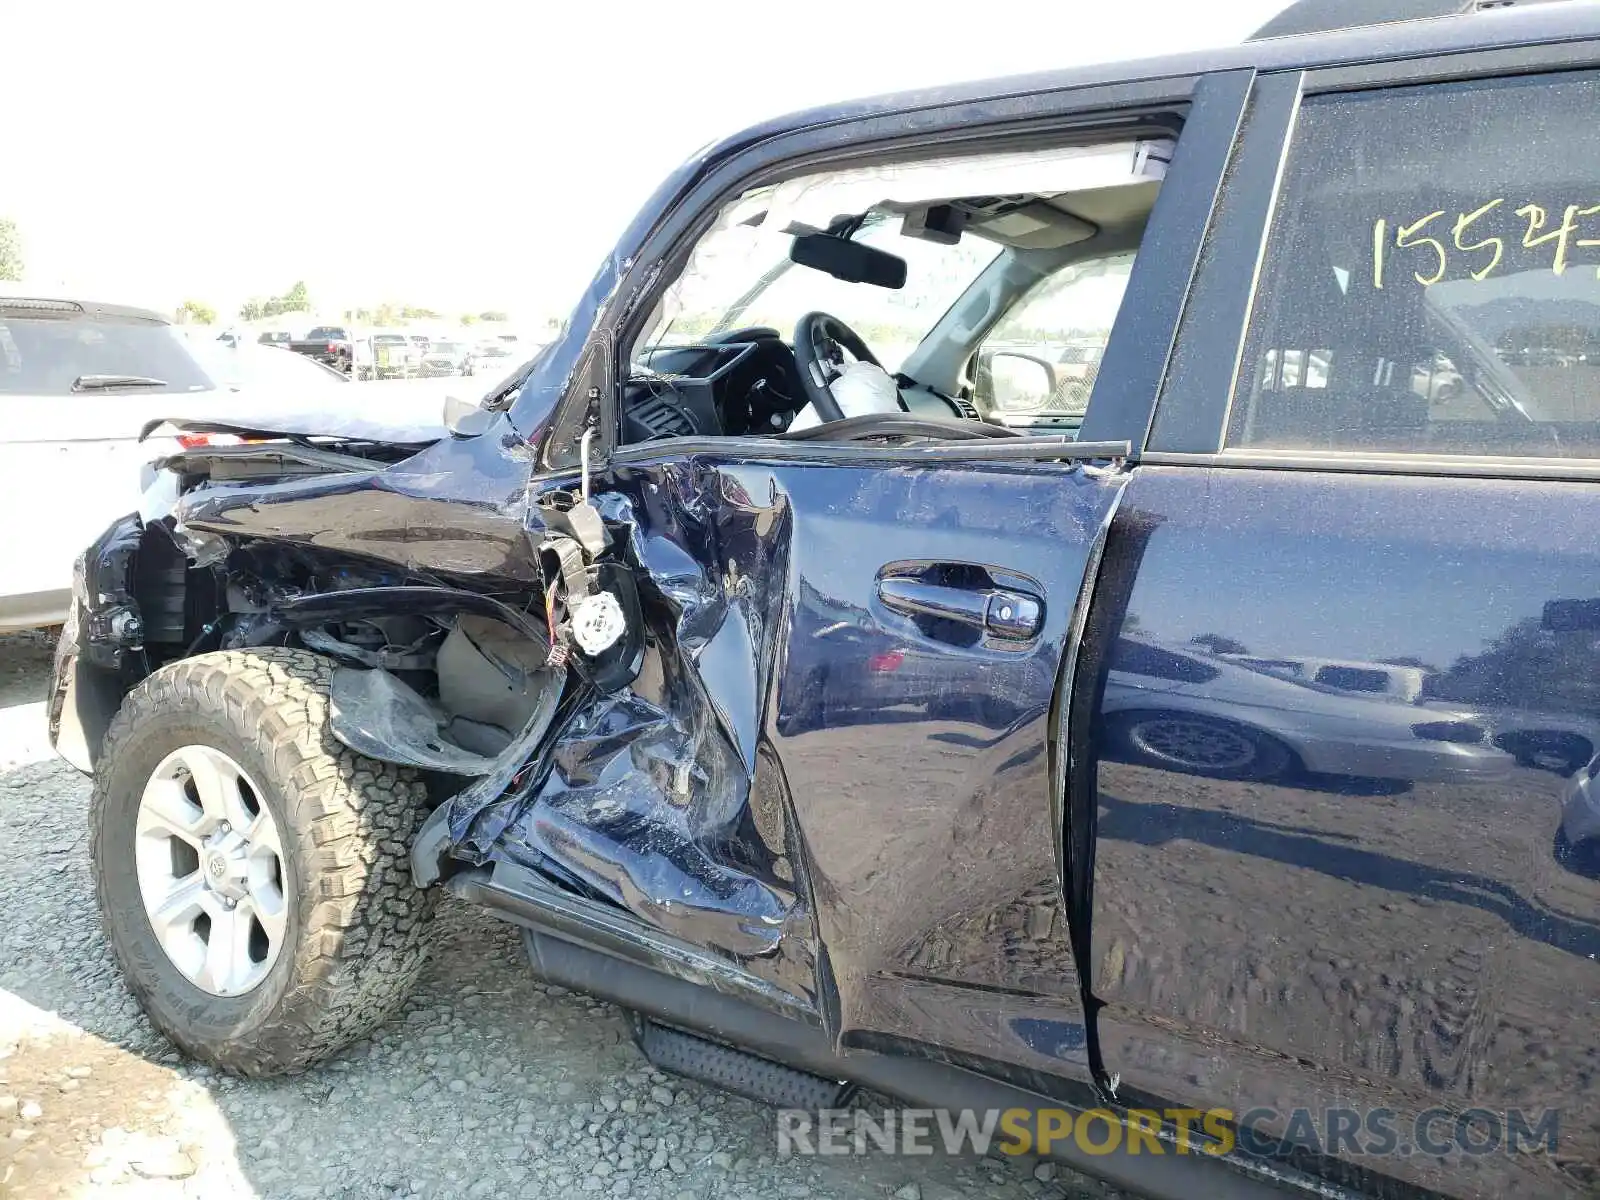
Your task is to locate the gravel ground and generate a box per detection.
[0,632,1122,1200]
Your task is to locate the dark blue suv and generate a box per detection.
[49,2,1600,1196]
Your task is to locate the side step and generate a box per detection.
[631,1016,856,1110]
[498,897,1319,1198]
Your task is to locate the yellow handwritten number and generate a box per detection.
[1518,203,1588,276]
[1572,204,1600,277]
[1453,199,1504,281]
[1396,211,1448,286]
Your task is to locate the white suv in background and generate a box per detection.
[0,291,222,630]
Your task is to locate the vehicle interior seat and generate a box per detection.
[1243,250,1431,450]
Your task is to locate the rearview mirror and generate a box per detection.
[443,394,495,438]
[790,233,907,289]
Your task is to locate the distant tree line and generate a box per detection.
[0,217,22,282]
[238,281,312,321]
[1497,323,1600,358]
[226,284,515,328]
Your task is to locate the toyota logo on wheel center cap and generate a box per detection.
[207,856,227,878]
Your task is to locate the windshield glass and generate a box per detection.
[0,312,215,395]
[192,342,348,389]
[639,139,1171,378]
[649,215,1000,374]
[431,342,465,354]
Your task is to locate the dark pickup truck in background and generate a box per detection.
[288,325,355,373]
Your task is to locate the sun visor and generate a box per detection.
[720,137,1173,239]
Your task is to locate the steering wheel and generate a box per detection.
[793,311,885,423]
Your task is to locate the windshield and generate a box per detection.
[431,342,465,355]
[0,311,215,395]
[638,139,1172,378]
[306,326,345,340]
[192,342,348,389]
[647,215,1000,374]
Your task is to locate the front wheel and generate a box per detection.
[90,649,436,1075]
[1106,709,1295,781]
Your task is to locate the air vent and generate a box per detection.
[624,394,696,442]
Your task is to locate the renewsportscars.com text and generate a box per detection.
[775,1105,1560,1162]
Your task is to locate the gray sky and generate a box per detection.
[6,0,1284,321]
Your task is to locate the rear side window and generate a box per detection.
[1228,70,1600,459]
[0,309,214,395]
[1312,665,1389,694]
[1110,637,1221,683]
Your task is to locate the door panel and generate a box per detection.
[485,452,1124,1087]
[1089,465,1600,1199]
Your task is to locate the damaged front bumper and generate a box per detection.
[48,514,148,774]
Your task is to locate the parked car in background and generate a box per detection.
[419,338,474,376]
[190,340,351,391]
[0,290,218,629]
[256,330,294,349]
[289,325,356,373]
[368,331,419,379]
[471,336,518,377]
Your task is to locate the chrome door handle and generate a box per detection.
[876,577,1043,641]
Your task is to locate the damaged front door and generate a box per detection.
[462,435,1130,1076]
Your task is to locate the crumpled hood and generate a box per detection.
[141,410,446,446]
[138,380,456,445]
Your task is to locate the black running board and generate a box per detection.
[630,1014,855,1110]
[509,926,1322,1200]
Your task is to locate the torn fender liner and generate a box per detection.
[328,667,561,776]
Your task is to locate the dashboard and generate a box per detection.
[623,327,977,444]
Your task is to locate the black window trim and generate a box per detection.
[1140,447,1600,483]
[1147,36,1600,474]
[1145,70,1303,455]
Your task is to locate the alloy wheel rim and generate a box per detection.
[133,745,288,996]
[1130,718,1257,772]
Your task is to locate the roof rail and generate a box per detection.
[1249,0,1475,39]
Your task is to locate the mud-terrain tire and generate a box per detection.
[90,648,436,1075]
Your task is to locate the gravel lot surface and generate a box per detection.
[0,631,1122,1200]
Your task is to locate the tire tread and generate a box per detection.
[91,648,436,1076]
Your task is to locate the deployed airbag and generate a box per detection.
[788,360,902,432]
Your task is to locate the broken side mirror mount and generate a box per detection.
[444,394,496,438]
